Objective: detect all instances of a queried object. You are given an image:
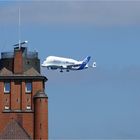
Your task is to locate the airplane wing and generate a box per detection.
[49,64,81,69]
[52,64,80,69]
[67,64,81,69]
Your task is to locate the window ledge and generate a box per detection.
[3,110,34,113]
[4,92,10,94]
[25,91,31,94]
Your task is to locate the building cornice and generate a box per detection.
[0,76,48,81]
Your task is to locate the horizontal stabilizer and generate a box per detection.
[93,62,96,68]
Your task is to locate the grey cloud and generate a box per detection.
[0,1,140,26]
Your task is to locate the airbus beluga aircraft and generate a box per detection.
[42,56,96,72]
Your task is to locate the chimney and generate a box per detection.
[14,47,23,74]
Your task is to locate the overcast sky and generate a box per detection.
[0,1,140,139]
[1,1,140,26]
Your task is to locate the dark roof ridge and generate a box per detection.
[0,67,13,76]
[23,67,41,76]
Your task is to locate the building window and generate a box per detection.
[27,61,30,65]
[25,82,32,93]
[4,82,10,93]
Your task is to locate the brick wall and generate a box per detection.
[34,97,48,139]
[0,79,45,139]
[11,81,21,110]
[0,82,4,112]
[0,47,48,139]
[32,80,43,111]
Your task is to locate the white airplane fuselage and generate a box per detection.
[42,56,96,72]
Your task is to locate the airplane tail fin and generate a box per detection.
[83,56,91,64]
[78,56,91,70]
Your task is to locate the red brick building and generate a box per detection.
[0,46,48,139]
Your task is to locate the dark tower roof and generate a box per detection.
[0,120,31,139]
[0,46,48,81]
[34,91,48,99]
[0,46,40,73]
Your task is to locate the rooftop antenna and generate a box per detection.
[13,8,28,47]
[18,7,21,48]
